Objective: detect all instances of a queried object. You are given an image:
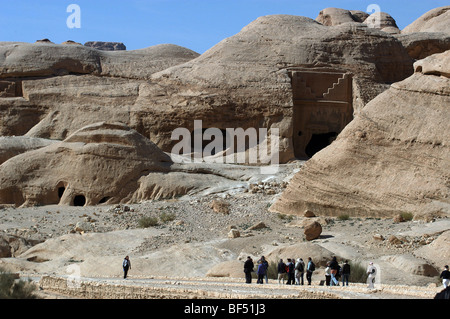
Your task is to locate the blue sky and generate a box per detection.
[0,1,448,53]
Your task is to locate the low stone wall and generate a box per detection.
[38,276,339,299]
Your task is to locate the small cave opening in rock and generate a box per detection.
[58,187,66,199]
[99,197,110,204]
[73,195,86,207]
[305,132,338,158]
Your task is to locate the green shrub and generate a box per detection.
[138,216,158,228]
[401,212,414,221]
[348,261,367,283]
[0,268,38,299]
[337,214,350,221]
[160,211,176,223]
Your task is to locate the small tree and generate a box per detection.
[348,261,367,283]
[0,268,38,299]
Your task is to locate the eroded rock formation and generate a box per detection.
[0,7,449,210]
[270,50,450,218]
[0,122,172,207]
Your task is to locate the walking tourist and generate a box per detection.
[123,255,131,279]
[440,265,450,288]
[244,256,254,284]
[329,256,339,286]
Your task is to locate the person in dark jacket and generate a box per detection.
[277,259,287,285]
[306,257,315,285]
[256,260,267,284]
[123,256,131,279]
[258,256,269,284]
[329,256,339,286]
[341,260,351,286]
[440,265,450,288]
[286,258,295,285]
[244,256,254,284]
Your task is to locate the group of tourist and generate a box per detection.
[245,255,348,286]
[244,257,450,292]
[244,255,380,288]
[276,257,317,285]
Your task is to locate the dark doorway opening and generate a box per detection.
[58,187,66,199]
[305,132,337,158]
[73,195,86,207]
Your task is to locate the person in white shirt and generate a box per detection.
[366,262,377,289]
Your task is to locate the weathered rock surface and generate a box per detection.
[395,32,450,60]
[315,8,400,33]
[265,242,337,268]
[383,254,439,277]
[0,13,414,163]
[270,50,450,218]
[0,122,172,207]
[414,230,450,268]
[0,42,199,79]
[364,12,399,32]
[84,41,126,51]
[303,221,322,241]
[315,8,362,26]
[0,136,57,164]
[402,6,450,34]
[0,233,41,258]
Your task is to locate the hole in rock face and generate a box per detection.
[305,132,337,158]
[99,197,110,204]
[58,187,66,199]
[73,195,86,207]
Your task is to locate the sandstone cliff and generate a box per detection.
[1,14,415,163]
[270,50,450,218]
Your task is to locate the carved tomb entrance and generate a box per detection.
[290,69,353,158]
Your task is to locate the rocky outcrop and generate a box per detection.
[138,14,413,160]
[315,8,400,33]
[395,32,450,60]
[0,122,172,207]
[315,7,450,61]
[402,6,450,34]
[0,8,448,210]
[0,136,56,164]
[0,13,414,163]
[270,50,450,218]
[315,8,364,26]
[414,230,450,268]
[383,254,439,277]
[0,42,199,140]
[0,42,199,79]
[84,41,126,51]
